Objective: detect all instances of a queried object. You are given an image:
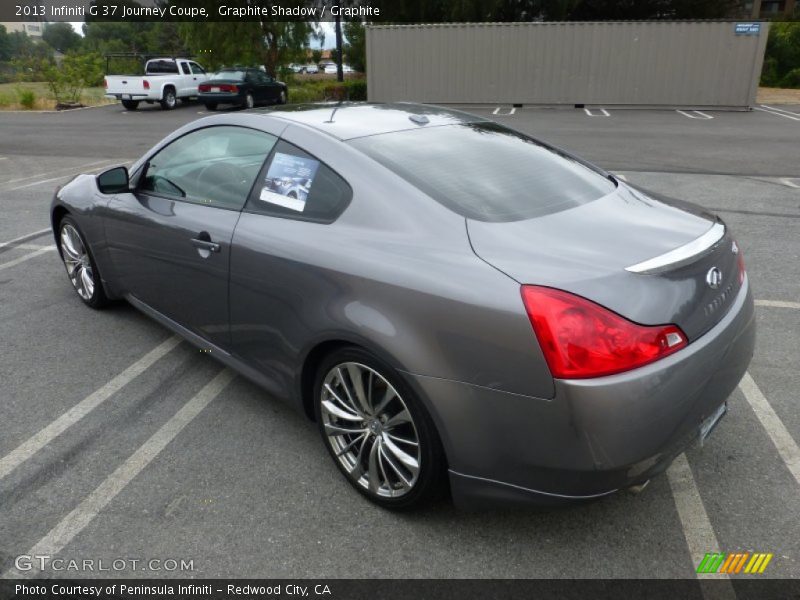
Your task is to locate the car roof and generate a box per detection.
[255,102,489,141]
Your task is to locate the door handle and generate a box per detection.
[190,238,220,253]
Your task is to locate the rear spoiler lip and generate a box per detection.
[625,221,726,275]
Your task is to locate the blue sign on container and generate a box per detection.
[735,23,761,35]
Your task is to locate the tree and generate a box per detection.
[43,23,82,53]
[343,21,366,73]
[0,25,11,62]
[311,49,322,65]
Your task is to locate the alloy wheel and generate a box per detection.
[320,362,421,498]
[60,223,95,301]
[245,93,254,109]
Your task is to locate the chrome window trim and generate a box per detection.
[625,222,725,274]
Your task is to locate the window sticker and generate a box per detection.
[259,152,320,212]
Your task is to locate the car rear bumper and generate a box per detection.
[198,93,244,104]
[407,277,756,508]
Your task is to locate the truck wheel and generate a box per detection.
[160,88,177,110]
[204,103,217,111]
[121,100,139,111]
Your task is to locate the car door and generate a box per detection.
[255,71,274,103]
[228,137,353,397]
[105,125,278,349]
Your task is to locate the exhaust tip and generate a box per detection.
[627,480,650,495]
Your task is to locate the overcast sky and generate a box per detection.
[68,21,338,48]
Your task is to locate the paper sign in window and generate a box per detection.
[259,153,319,212]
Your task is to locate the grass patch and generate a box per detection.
[0,82,115,110]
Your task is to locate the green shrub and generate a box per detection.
[17,87,35,109]
[762,22,800,89]
[346,80,367,101]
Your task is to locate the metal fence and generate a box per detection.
[366,21,769,109]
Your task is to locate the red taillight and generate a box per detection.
[217,84,238,93]
[143,80,150,90]
[103,78,107,88]
[521,286,688,379]
[199,83,210,92]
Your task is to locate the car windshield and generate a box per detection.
[212,70,246,81]
[349,122,616,222]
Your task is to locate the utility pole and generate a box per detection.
[750,0,762,18]
[335,13,344,83]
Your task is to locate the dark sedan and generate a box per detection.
[50,103,754,510]
[198,68,287,110]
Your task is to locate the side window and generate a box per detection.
[139,126,278,211]
[190,62,205,75]
[180,62,190,75]
[247,140,352,223]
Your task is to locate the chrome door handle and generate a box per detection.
[190,238,220,253]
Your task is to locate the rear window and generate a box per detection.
[214,70,246,81]
[146,60,179,75]
[349,123,615,222]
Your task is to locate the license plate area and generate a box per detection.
[122,94,131,100]
[700,402,727,446]
[211,86,220,93]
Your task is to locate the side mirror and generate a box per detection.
[97,166,129,194]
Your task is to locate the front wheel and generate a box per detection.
[160,88,177,110]
[121,99,139,111]
[244,92,255,109]
[278,89,287,105]
[58,216,109,309]
[314,347,446,510]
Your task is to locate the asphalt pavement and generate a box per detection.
[0,100,798,584]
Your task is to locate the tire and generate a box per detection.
[160,88,177,110]
[121,99,139,111]
[314,346,446,510]
[278,89,287,105]
[204,102,217,111]
[57,216,109,309]
[244,92,255,109]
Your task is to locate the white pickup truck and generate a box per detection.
[104,58,209,111]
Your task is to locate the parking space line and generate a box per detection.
[677,110,714,120]
[754,107,800,122]
[760,105,800,117]
[584,108,610,117]
[666,454,735,594]
[779,178,800,189]
[1,368,234,579]
[0,335,182,482]
[739,372,800,487]
[492,107,516,116]
[614,173,628,181]
[0,159,112,187]
[0,247,56,271]
[0,228,51,249]
[755,299,800,309]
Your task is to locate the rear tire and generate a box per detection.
[160,88,177,110]
[314,346,446,510]
[57,216,109,309]
[121,99,139,111]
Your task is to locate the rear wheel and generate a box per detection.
[58,216,108,309]
[160,88,177,110]
[121,99,139,110]
[314,347,446,510]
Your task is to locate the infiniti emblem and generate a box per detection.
[706,267,723,289]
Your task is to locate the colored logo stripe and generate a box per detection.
[697,552,773,574]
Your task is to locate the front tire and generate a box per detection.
[278,89,287,104]
[314,347,446,510]
[243,92,255,109]
[121,99,139,111]
[160,88,177,110]
[58,216,109,309]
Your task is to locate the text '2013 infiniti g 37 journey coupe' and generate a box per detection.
[51,103,755,510]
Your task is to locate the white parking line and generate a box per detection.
[0,228,51,249]
[614,173,628,182]
[1,368,234,579]
[12,243,54,251]
[755,299,800,309]
[492,107,516,116]
[779,178,800,189]
[677,110,714,120]
[0,247,56,271]
[754,106,800,122]
[0,159,112,187]
[2,161,124,193]
[0,335,182,481]
[584,108,610,117]
[739,372,800,487]
[666,454,736,596]
[760,105,800,117]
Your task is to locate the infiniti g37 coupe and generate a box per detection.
[50,103,755,509]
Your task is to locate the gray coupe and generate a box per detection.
[50,103,755,509]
